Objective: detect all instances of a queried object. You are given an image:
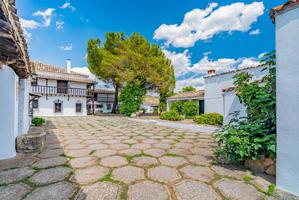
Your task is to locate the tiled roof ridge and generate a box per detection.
[31,60,89,77]
[204,64,265,79]
[270,0,299,23]
[168,90,205,100]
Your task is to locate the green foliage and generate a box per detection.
[159,102,167,112]
[119,81,146,117]
[87,32,176,112]
[216,51,276,161]
[182,86,196,92]
[267,184,276,196]
[193,113,223,125]
[160,111,183,121]
[170,101,184,114]
[183,101,198,117]
[31,117,45,126]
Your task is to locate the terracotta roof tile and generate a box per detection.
[143,96,160,106]
[0,0,30,78]
[168,90,204,100]
[270,0,299,23]
[31,61,95,84]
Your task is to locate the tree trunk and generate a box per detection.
[112,83,119,113]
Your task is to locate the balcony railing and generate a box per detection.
[31,85,93,97]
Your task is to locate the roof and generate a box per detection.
[204,65,264,79]
[143,96,160,106]
[31,61,95,84]
[222,87,236,93]
[167,90,205,100]
[94,88,115,94]
[270,0,299,23]
[0,0,30,78]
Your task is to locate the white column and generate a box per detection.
[18,78,30,135]
[166,100,170,112]
[276,7,299,196]
[0,65,18,160]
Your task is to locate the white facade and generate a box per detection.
[204,66,268,124]
[141,103,156,114]
[275,4,299,196]
[88,101,113,114]
[0,65,30,160]
[32,78,88,116]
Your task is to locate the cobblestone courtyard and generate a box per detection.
[0,116,279,200]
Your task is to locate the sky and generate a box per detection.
[17,0,284,91]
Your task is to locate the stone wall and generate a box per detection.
[245,156,276,176]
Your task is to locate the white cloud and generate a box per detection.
[23,30,32,42]
[71,67,95,79]
[191,55,238,74]
[60,44,73,51]
[60,2,76,12]
[175,77,205,92]
[164,49,262,80]
[71,67,114,89]
[56,20,64,30]
[238,58,260,69]
[163,49,191,77]
[33,8,55,27]
[20,18,40,42]
[20,18,39,29]
[249,29,261,35]
[154,2,264,48]
[258,52,266,59]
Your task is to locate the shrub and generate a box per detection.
[160,111,183,121]
[32,117,45,126]
[170,101,184,114]
[183,101,198,117]
[193,113,223,125]
[159,102,166,112]
[119,81,145,117]
[216,51,276,161]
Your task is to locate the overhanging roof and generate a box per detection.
[270,0,299,23]
[0,0,30,78]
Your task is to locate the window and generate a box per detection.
[96,104,103,109]
[54,100,63,113]
[76,102,82,113]
[57,80,68,94]
[106,104,112,110]
[32,99,38,109]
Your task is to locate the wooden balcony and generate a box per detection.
[31,85,93,97]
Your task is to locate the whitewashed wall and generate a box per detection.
[222,91,246,124]
[204,66,268,124]
[18,79,30,135]
[34,78,88,116]
[34,96,87,116]
[0,65,18,159]
[276,6,299,196]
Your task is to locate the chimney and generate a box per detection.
[208,69,216,75]
[66,59,71,73]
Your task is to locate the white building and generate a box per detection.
[0,0,31,160]
[271,0,299,196]
[204,67,268,124]
[167,90,205,114]
[30,61,95,116]
[88,89,115,114]
[142,96,160,114]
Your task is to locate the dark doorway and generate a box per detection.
[57,80,68,94]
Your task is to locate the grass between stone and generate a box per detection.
[125,153,152,162]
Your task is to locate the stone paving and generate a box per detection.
[0,116,289,200]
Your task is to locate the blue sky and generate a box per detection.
[17,0,284,91]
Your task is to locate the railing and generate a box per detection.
[96,96,115,102]
[31,85,93,97]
